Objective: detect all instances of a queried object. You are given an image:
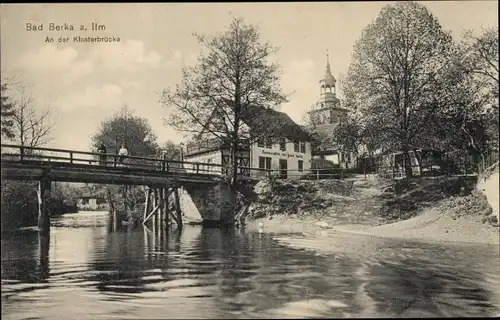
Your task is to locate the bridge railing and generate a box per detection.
[1,144,348,180]
[235,167,345,180]
[0,144,227,175]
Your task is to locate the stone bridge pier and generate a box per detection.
[177,182,236,227]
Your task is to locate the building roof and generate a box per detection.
[320,53,336,87]
[240,105,314,142]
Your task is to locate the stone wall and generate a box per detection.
[179,182,235,226]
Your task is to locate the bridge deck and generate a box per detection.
[1,160,220,186]
[1,144,227,186]
[1,144,323,186]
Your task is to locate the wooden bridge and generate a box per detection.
[0,144,237,233]
[0,144,229,186]
[0,144,342,233]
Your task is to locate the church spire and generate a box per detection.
[320,50,336,95]
[326,50,332,75]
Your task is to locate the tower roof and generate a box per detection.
[321,53,336,87]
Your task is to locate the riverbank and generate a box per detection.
[244,175,499,247]
[247,207,499,246]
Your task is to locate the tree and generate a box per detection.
[90,105,160,217]
[160,18,287,189]
[343,1,454,177]
[1,82,15,139]
[1,80,57,228]
[461,28,499,97]
[91,105,159,157]
[160,140,183,160]
[459,28,499,154]
[9,84,55,148]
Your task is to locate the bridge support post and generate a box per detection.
[162,187,169,229]
[143,187,151,222]
[159,187,165,229]
[152,188,158,233]
[37,175,51,233]
[156,188,162,231]
[173,187,183,229]
[142,187,170,227]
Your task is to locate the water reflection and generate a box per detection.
[1,211,499,319]
[1,230,49,283]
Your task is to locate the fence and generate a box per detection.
[364,151,499,180]
[0,144,225,176]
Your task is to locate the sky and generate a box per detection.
[1,1,498,152]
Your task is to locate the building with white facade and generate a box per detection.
[183,105,314,180]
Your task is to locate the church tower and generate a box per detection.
[309,53,347,130]
[308,53,352,168]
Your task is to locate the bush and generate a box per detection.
[1,180,38,229]
[378,176,479,221]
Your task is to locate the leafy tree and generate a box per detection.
[161,18,287,189]
[459,28,499,154]
[160,140,183,160]
[91,105,159,157]
[90,105,160,217]
[342,1,454,177]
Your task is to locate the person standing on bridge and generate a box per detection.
[118,144,128,166]
[97,142,107,166]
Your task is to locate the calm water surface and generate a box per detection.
[1,211,500,319]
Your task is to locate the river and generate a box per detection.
[1,211,499,319]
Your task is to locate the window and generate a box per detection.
[298,160,303,172]
[279,138,286,151]
[300,142,306,153]
[257,138,265,147]
[294,141,300,152]
[259,156,272,169]
[265,138,273,149]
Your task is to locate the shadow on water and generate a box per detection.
[1,211,500,319]
[1,230,50,284]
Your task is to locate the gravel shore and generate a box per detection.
[245,175,499,247]
[247,209,499,247]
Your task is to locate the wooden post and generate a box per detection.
[152,188,157,228]
[163,188,170,229]
[173,187,183,229]
[37,232,50,280]
[122,185,128,222]
[143,187,151,222]
[158,188,164,230]
[113,209,118,232]
[37,175,51,233]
